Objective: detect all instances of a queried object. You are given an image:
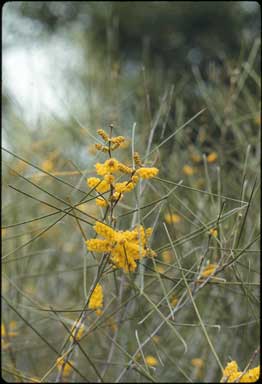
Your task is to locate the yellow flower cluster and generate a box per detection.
[254,115,260,126]
[89,159,158,189]
[96,129,126,151]
[87,177,110,194]
[86,222,155,272]
[56,357,73,377]
[114,176,139,194]
[200,263,218,278]
[2,321,17,350]
[95,197,108,207]
[95,158,119,175]
[1,321,17,338]
[69,320,85,342]
[191,358,204,368]
[191,357,204,379]
[162,250,172,263]
[210,228,218,238]
[155,265,164,274]
[86,130,159,206]
[164,213,182,224]
[171,295,178,307]
[190,151,218,164]
[97,129,109,142]
[88,283,104,315]
[207,151,218,163]
[241,366,260,382]
[135,167,159,179]
[145,355,158,367]
[191,153,202,163]
[221,361,260,383]
[41,159,54,173]
[183,164,195,176]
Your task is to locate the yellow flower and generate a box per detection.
[118,162,133,174]
[115,181,136,194]
[95,143,103,151]
[87,177,101,189]
[132,175,139,184]
[145,227,153,238]
[41,159,54,173]
[95,163,107,176]
[2,322,17,338]
[119,139,130,149]
[200,263,218,278]
[240,366,260,382]
[111,136,125,145]
[96,180,111,194]
[145,355,158,367]
[87,222,155,273]
[171,295,178,307]
[94,222,116,241]
[133,152,142,167]
[104,174,115,184]
[95,309,103,316]
[104,158,119,173]
[135,167,159,179]
[223,360,239,376]
[86,239,112,253]
[70,320,85,342]
[88,284,104,314]
[183,165,195,176]
[209,228,218,238]
[191,153,202,163]
[87,177,110,194]
[146,248,157,258]
[97,128,109,142]
[165,213,182,224]
[2,323,6,337]
[111,191,123,201]
[162,250,172,263]
[155,265,164,274]
[95,197,108,207]
[95,158,119,175]
[191,358,204,368]
[56,357,73,377]
[254,115,260,126]
[207,152,218,163]
[94,143,110,153]
[221,361,260,383]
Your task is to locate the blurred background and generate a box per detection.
[2,2,260,383]
[3,1,260,150]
